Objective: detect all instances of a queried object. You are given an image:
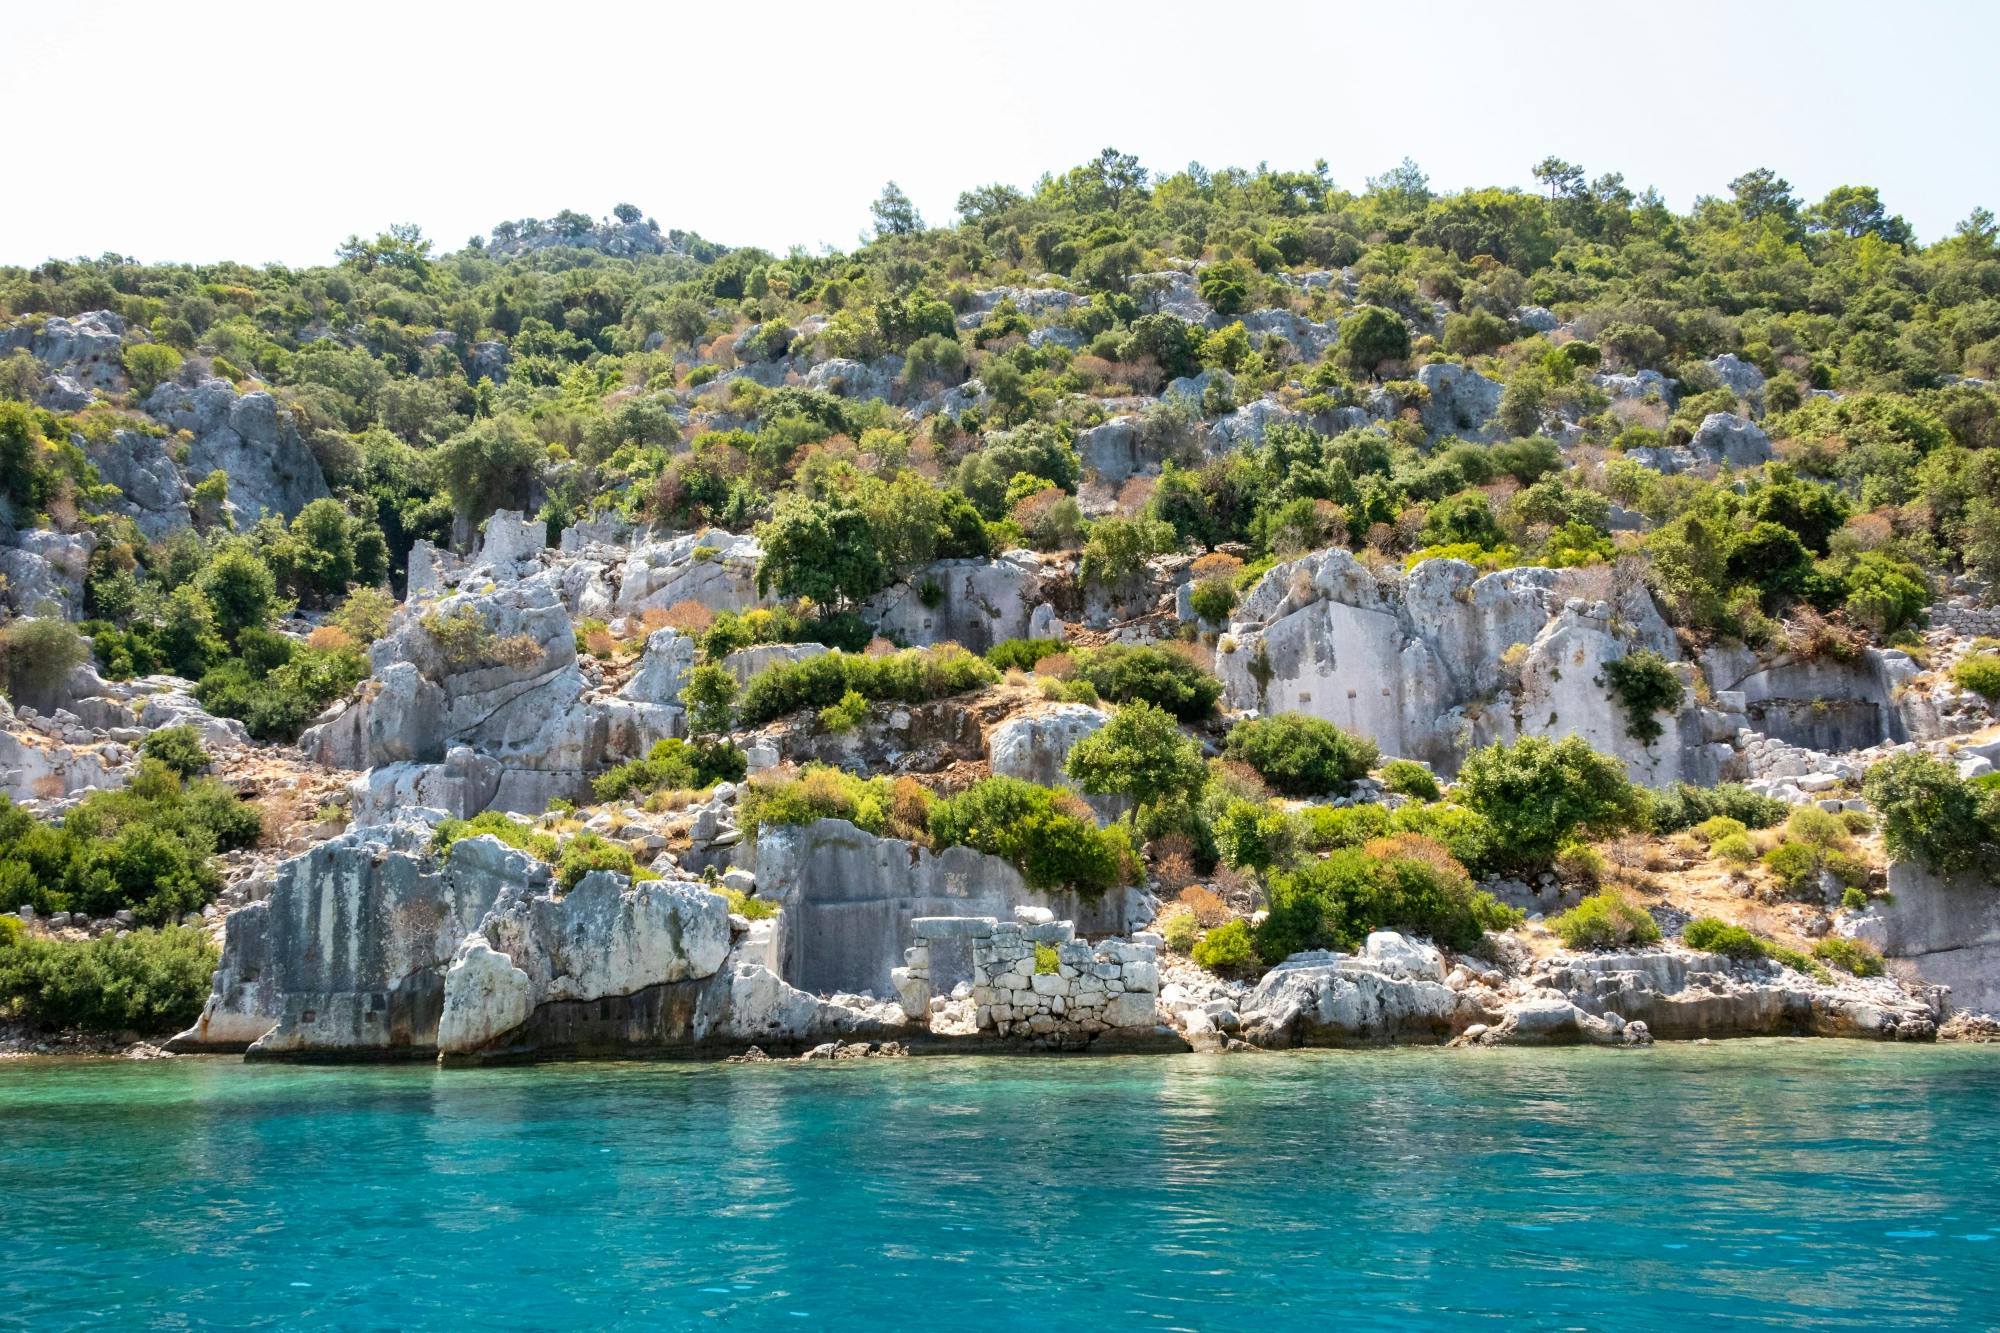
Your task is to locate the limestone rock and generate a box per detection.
[1416,362,1504,440]
[144,378,329,523]
[436,938,537,1054]
[1691,412,1772,469]
[1239,949,1481,1046]
[864,552,1044,653]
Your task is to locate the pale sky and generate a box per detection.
[11,0,1997,268]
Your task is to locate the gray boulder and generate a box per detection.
[1416,362,1504,440]
[85,429,190,539]
[1691,412,1772,469]
[145,378,329,522]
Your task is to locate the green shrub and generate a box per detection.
[1681,916,1765,960]
[737,645,999,727]
[818,689,868,733]
[591,738,745,803]
[741,766,904,838]
[1034,941,1060,975]
[121,342,183,396]
[928,776,1132,897]
[1601,649,1683,744]
[1785,805,1847,849]
[196,641,368,742]
[139,725,211,777]
[1811,936,1884,977]
[1864,751,2000,877]
[1647,783,1788,833]
[1554,840,1606,886]
[1693,816,1747,845]
[1158,906,1200,954]
[1224,713,1379,796]
[1841,885,1869,911]
[1954,654,2000,700]
[1711,832,1757,865]
[1069,644,1222,721]
[0,763,256,924]
[1188,577,1237,625]
[714,885,778,921]
[1380,760,1441,801]
[1,616,88,703]
[555,833,639,892]
[1191,919,1256,974]
[1455,736,1648,873]
[985,637,1063,671]
[1295,802,1394,851]
[700,606,873,658]
[0,924,217,1035]
[1256,837,1521,960]
[433,811,556,863]
[1065,700,1206,811]
[1761,840,1822,895]
[1550,891,1663,950]
[1385,802,1497,878]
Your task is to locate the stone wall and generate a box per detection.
[1217,549,1733,785]
[750,818,1153,998]
[1850,861,2000,1017]
[890,914,1160,1048]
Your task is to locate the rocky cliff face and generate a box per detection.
[1217,549,1734,784]
[1849,861,2000,1016]
[169,814,892,1061]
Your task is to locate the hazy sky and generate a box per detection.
[11,0,1997,268]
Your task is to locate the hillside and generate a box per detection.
[2,151,1999,1057]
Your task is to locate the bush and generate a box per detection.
[1812,936,1884,978]
[196,641,368,742]
[928,776,1132,897]
[433,811,556,863]
[1693,816,1748,844]
[1380,760,1441,801]
[591,738,745,803]
[818,689,868,733]
[121,342,183,396]
[1647,782,1788,833]
[555,833,639,892]
[1953,654,2000,701]
[1070,644,1222,721]
[1256,836,1521,960]
[0,764,256,924]
[1711,832,1757,865]
[986,637,1064,671]
[1550,891,1663,950]
[1681,917,1764,960]
[1841,885,1870,911]
[0,924,217,1035]
[1761,841,1823,896]
[1456,736,1648,872]
[714,885,778,921]
[742,765,905,838]
[1065,700,1206,811]
[1191,919,1256,974]
[1,616,88,703]
[139,725,211,777]
[1224,713,1380,796]
[737,645,999,727]
[1385,802,1497,878]
[1188,577,1236,625]
[1158,905,1201,954]
[1863,751,2000,876]
[1601,650,1682,744]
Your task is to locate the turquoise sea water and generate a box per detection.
[3,1043,1998,1331]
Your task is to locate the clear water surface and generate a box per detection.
[3,1041,1998,1331]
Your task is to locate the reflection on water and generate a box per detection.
[2,1043,1998,1330]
